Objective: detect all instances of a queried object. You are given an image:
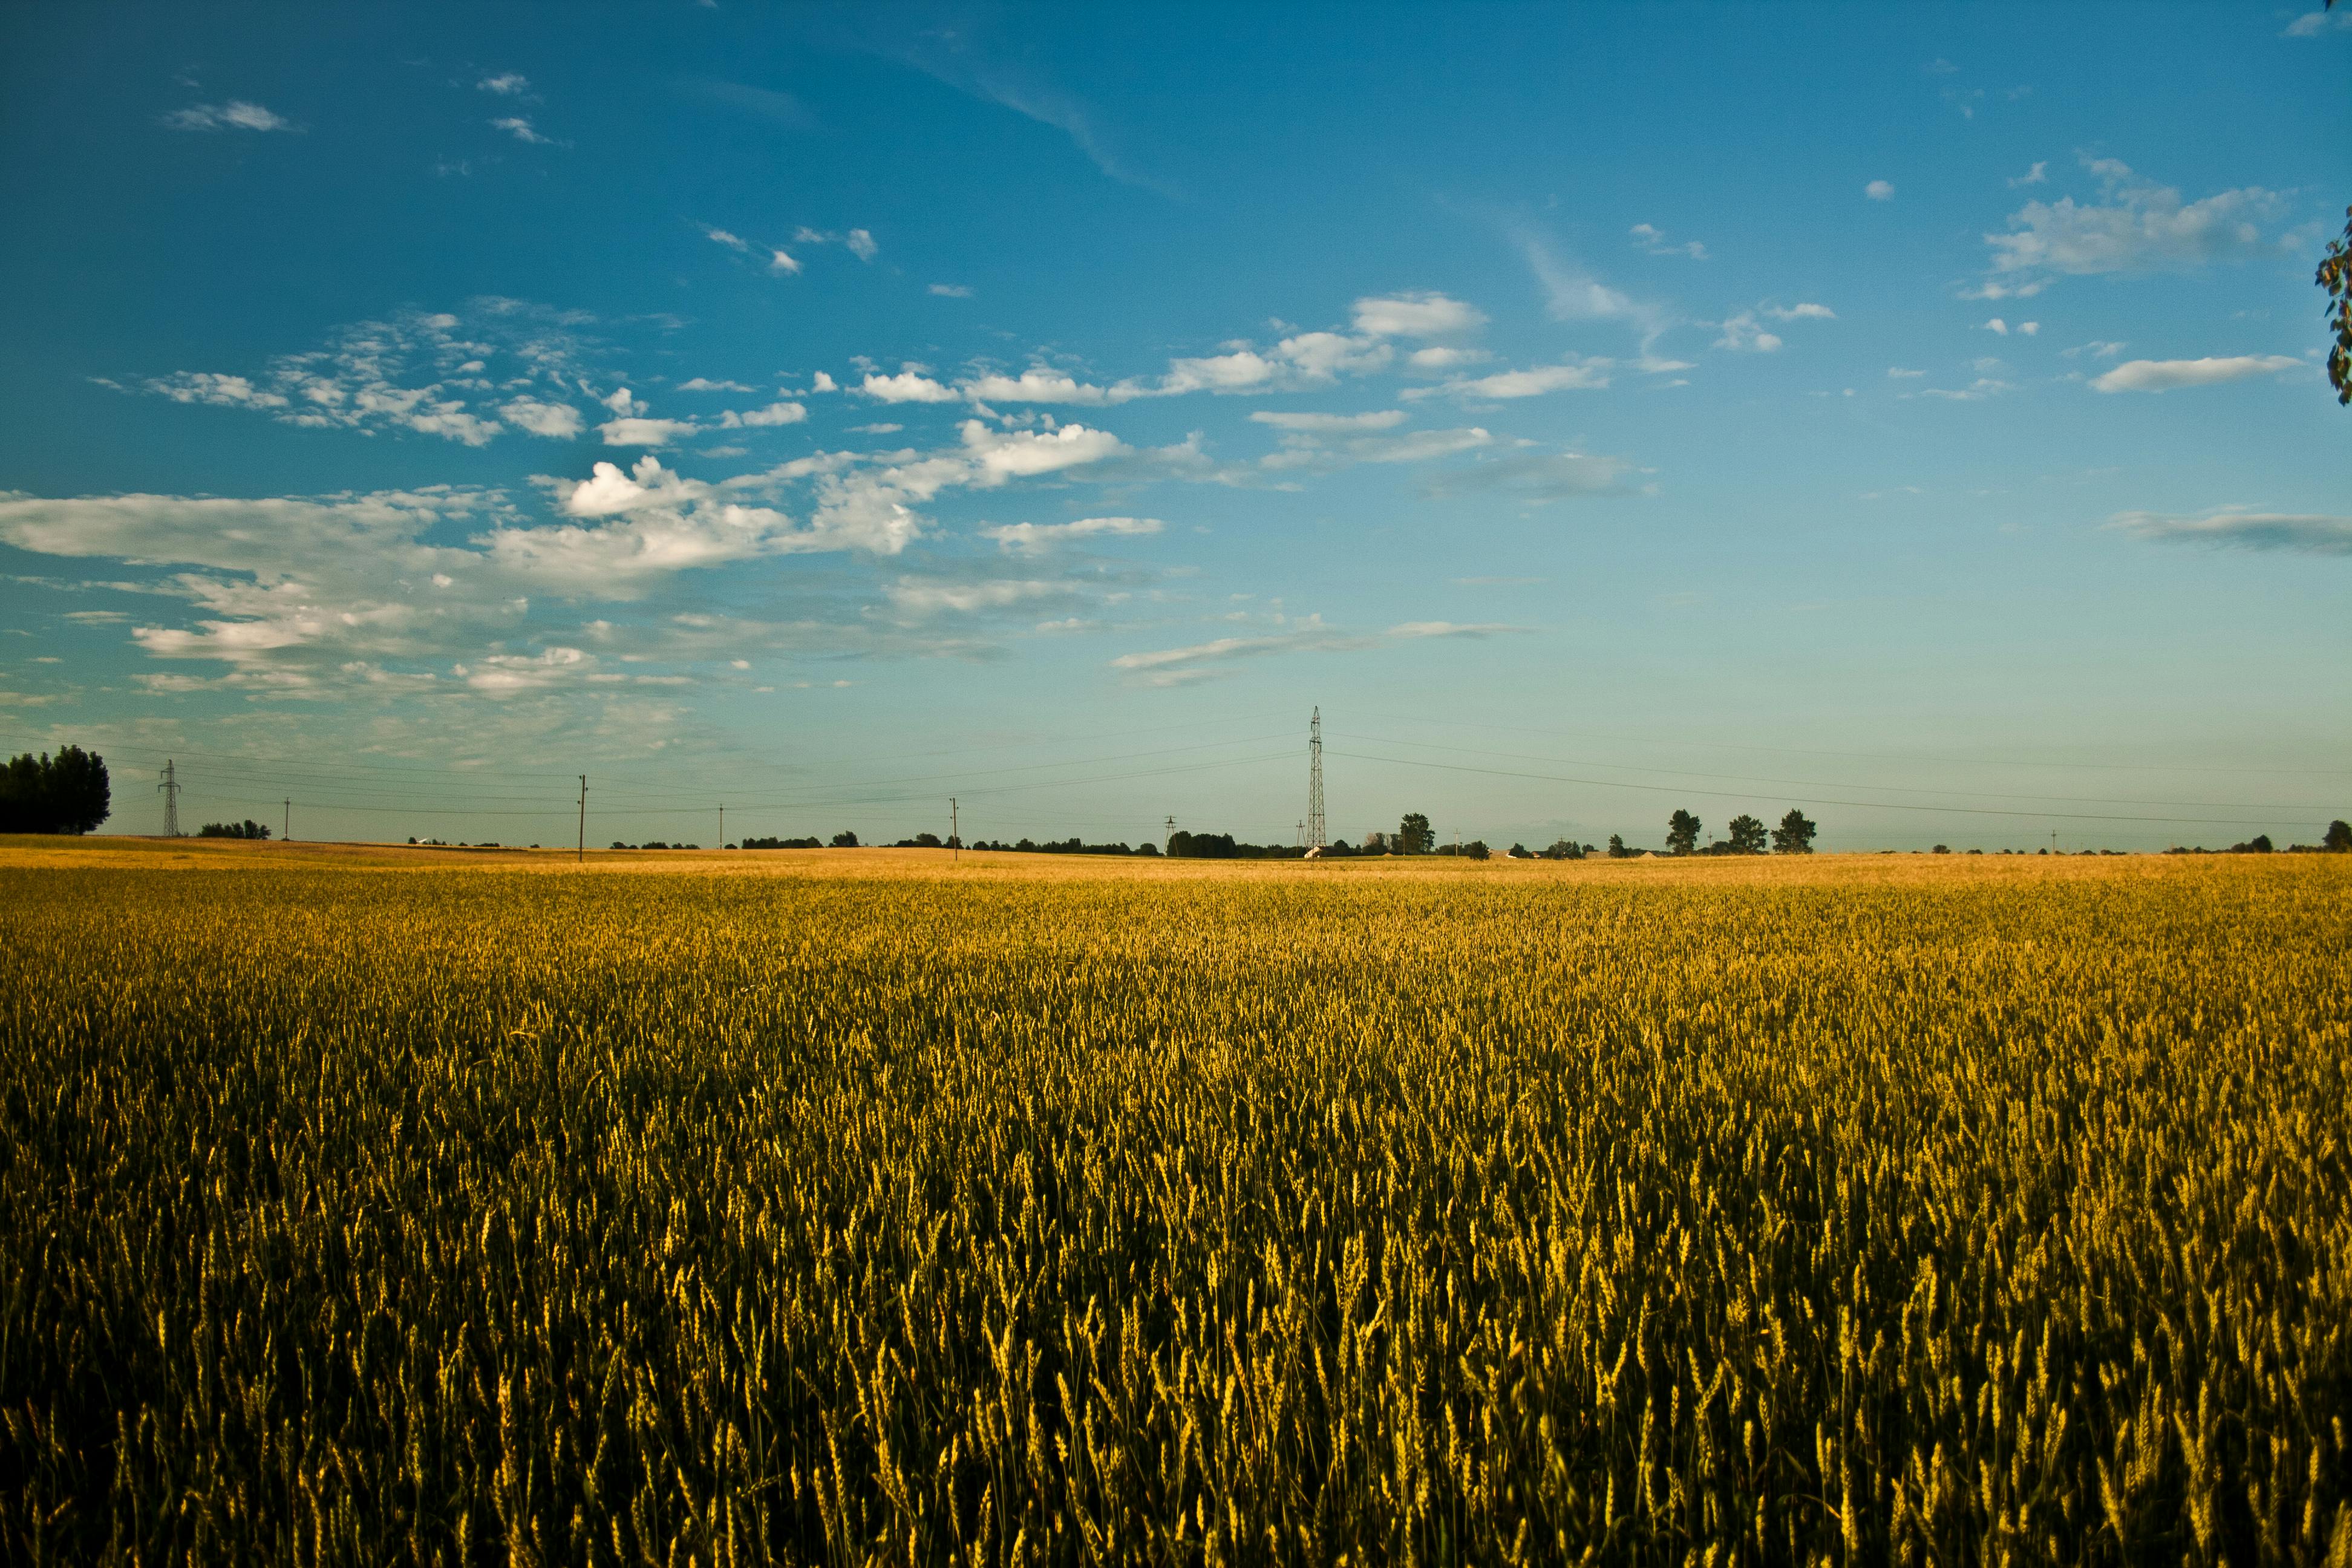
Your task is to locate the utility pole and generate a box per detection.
[1306,705,1325,851]
[950,798,959,861]
[158,760,181,837]
[719,803,724,849]
[577,775,588,863]
[283,798,291,843]
[1165,814,1176,855]
[1297,819,1304,847]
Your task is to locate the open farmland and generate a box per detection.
[2,844,2349,1565]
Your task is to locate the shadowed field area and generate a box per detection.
[2,847,2348,1564]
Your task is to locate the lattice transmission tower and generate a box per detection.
[158,759,181,837]
[1306,707,1326,850]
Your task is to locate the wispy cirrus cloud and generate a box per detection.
[162,100,297,133]
[1110,617,1524,686]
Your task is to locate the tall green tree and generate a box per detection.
[2322,203,2352,406]
[1665,810,1700,856]
[1726,814,1768,855]
[1397,812,1433,855]
[1772,809,1818,855]
[2325,819,2351,852]
[0,746,111,835]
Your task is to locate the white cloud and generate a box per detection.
[676,377,756,393]
[2018,321,2039,336]
[598,417,702,446]
[701,226,751,253]
[1351,292,1486,338]
[491,117,558,146]
[1982,318,2010,335]
[1887,367,1927,378]
[845,228,878,261]
[1249,410,1406,433]
[2089,355,2304,393]
[500,398,583,439]
[963,368,1119,405]
[2106,507,2352,553]
[2063,341,2129,360]
[959,419,1126,483]
[1766,302,1836,321]
[1515,230,1672,343]
[1108,615,1524,686]
[1865,180,1896,201]
[1984,157,2287,283]
[929,283,974,298]
[768,250,802,276]
[1406,345,1490,371]
[1403,359,1612,399]
[1629,223,1708,260]
[1912,378,2012,402]
[2010,160,2049,187]
[1714,312,1782,353]
[1417,448,1635,502]
[810,371,838,393]
[477,73,532,96]
[2283,8,2352,34]
[882,578,1063,618]
[982,516,1163,554]
[719,400,808,428]
[113,302,604,446]
[861,371,961,403]
[162,101,296,132]
[142,372,289,408]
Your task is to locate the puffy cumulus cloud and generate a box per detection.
[2089,355,2304,393]
[1406,345,1491,371]
[1866,180,1896,201]
[500,398,584,439]
[676,377,756,393]
[1984,157,2287,285]
[718,400,808,428]
[162,100,296,132]
[1402,359,1612,400]
[982,516,1162,554]
[1766,302,1836,321]
[1714,312,1782,353]
[1351,292,1486,338]
[959,419,1126,483]
[861,370,961,403]
[2105,507,2352,554]
[963,367,1120,405]
[555,457,713,518]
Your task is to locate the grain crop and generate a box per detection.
[2,844,2349,1565]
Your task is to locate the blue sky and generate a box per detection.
[3,2,2348,851]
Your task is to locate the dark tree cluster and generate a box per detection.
[967,837,1163,857]
[0,746,110,835]
[197,820,271,840]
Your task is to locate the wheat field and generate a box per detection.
[2,842,2348,1566]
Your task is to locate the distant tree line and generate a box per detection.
[198,820,272,840]
[0,746,110,835]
